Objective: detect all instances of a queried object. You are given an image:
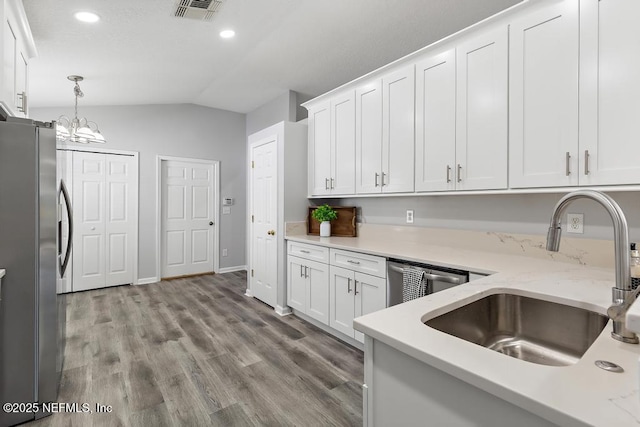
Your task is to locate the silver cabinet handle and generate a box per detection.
[300,249,310,254]
[300,264,304,277]
[305,266,309,278]
[354,280,359,295]
[584,150,590,175]
[325,178,330,190]
[374,173,379,187]
[457,164,462,183]
[330,178,334,189]
[347,277,352,293]
[565,152,571,176]
[17,91,27,113]
[446,165,451,183]
[381,172,386,186]
[347,260,361,265]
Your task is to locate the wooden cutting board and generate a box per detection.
[307,206,357,237]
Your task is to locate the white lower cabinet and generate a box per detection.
[330,266,386,343]
[286,242,330,325]
[287,241,387,344]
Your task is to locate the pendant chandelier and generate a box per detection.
[56,75,106,144]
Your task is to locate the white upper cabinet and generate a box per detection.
[415,49,456,192]
[330,91,356,194]
[355,80,383,194]
[1,0,35,118]
[356,65,415,195]
[456,27,508,191]
[308,91,356,196]
[509,0,579,188]
[381,64,415,193]
[308,100,331,196]
[580,0,640,186]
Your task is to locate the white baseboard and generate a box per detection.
[218,265,247,274]
[244,288,254,297]
[137,277,159,285]
[275,305,292,316]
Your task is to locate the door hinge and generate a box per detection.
[251,269,254,277]
[251,160,254,168]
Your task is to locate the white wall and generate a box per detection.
[32,103,247,281]
[321,192,640,243]
[245,90,313,136]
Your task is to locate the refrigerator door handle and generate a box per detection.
[59,180,73,277]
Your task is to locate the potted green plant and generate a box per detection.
[312,204,338,237]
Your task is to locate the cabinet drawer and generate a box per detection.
[330,249,386,278]
[287,241,329,263]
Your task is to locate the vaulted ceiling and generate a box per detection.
[23,0,522,113]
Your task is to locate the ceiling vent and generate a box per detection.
[173,0,224,22]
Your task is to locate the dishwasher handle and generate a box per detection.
[388,264,461,285]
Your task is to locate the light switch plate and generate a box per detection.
[567,213,584,234]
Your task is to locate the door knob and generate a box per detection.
[268,230,275,236]
[209,221,214,226]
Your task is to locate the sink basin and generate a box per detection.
[425,293,608,366]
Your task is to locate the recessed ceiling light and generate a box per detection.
[74,11,100,23]
[220,30,235,39]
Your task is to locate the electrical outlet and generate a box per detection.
[406,210,414,224]
[567,213,584,234]
[222,248,228,257]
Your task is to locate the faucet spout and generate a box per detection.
[545,190,637,343]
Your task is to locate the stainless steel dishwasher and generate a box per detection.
[387,259,469,306]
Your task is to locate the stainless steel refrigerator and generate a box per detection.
[0,117,65,426]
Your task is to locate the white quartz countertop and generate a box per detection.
[286,228,640,426]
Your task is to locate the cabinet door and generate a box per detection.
[415,49,456,192]
[287,255,306,312]
[354,273,387,343]
[14,52,26,117]
[580,0,640,185]
[306,259,330,325]
[3,21,16,115]
[331,91,356,195]
[355,80,383,194]
[456,27,508,191]
[329,266,355,338]
[382,65,415,193]
[509,0,579,188]
[308,101,332,196]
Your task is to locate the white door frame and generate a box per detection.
[156,155,220,280]
[56,145,139,286]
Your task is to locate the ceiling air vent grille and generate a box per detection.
[173,0,223,22]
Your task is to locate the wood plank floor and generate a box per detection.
[26,271,364,427]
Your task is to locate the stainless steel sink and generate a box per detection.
[425,293,608,366]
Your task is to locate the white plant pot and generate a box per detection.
[320,221,331,237]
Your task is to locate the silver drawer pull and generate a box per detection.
[300,250,310,254]
[347,260,361,265]
[584,150,590,175]
[565,152,571,176]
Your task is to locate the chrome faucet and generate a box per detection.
[546,189,639,344]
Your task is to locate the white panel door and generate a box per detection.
[161,160,215,278]
[331,91,356,195]
[72,152,106,291]
[287,255,306,312]
[509,0,579,188]
[415,49,456,192]
[580,0,640,185]
[250,139,278,307]
[382,64,415,193]
[355,80,383,194]
[354,273,386,343]
[456,27,508,191]
[329,266,355,338]
[306,259,329,325]
[105,155,135,286]
[309,101,331,196]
